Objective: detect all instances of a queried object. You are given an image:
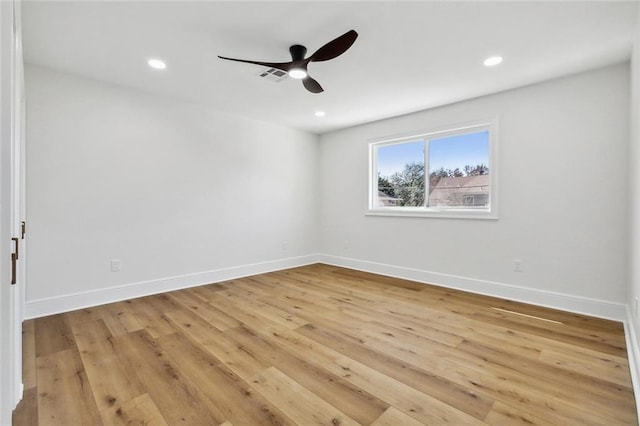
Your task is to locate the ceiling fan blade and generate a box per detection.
[309,30,358,62]
[302,76,324,93]
[217,56,293,72]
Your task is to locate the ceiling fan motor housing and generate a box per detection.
[289,44,307,62]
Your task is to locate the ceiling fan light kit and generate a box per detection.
[483,56,503,67]
[218,29,358,93]
[288,68,307,79]
[147,58,167,70]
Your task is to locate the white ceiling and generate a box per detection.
[21,1,638,134]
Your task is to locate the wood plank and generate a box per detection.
[370,322,626,424]
[163,307,269,381]
[71,319,147,412]
[298,318,626,425]
[206,291,296,335]
[216,287,309,329]
[34,314,75,357]
[65,307,103,326]
[371,407,425,426]
[539,345,632,387]
[98,301,144,337]
[456,338,636,421]
[157,331,296,426]
[257,325,343,366]
[233,276,287,298]
[263,286,468,348]
[36,348,103,425]
[187,282,231,302]
[447,356,620,425]
[296,322,494,420]
[483,401,555,426]
[113,329,226,425]
[396,283,626,354]
[211,290,309,330]
[22,319,36,390]
[469,310,626,357]
[227,324,389,425]
[326,356,486,425]
[70,317,112,345]
[99,393,168,426]
[137,293,182,313]
[249,366,360,426]
[322,265,626,340]
[167,289,241,331]
[124,297,179,338]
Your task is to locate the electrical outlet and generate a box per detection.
[513,259,523,272]
[110,259,121,272]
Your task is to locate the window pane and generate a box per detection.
[377,140,424,207]
[428,131,490,208]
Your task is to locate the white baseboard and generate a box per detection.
[317,254,627,321]
[11,383,23,412]
[623,307,640,422]
[26,253,628,323]
[25,254,320,319]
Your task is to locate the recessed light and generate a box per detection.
[483,56,503,67]
[147,58,167,70]
[288,68,307,79]
[315,111,326,118]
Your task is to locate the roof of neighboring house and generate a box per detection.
[378,191,400,199]
[378,191,400,205]
[431,174,489,191]
[429,174,490,206]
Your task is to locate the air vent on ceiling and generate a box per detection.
[258,67,288,83]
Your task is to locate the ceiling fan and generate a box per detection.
[218,30,358,94]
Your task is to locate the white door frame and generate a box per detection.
[0,0,25,423]
[11,0,25,410]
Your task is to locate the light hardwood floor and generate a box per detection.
[13,264,637,425]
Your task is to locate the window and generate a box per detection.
[368,120,497,219]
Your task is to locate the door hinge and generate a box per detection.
[11,253,16,285]
[21,221,25,239]
[10,237,18,285]
[12,237,18,260]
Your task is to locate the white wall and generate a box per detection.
[25,65,319,315]
[319,63,630,317]
[25,62,632,321]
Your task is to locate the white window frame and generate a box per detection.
[367,118,498,219]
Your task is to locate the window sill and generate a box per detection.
[365,208,498,220]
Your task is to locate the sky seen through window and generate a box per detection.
[377,131,489,177]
